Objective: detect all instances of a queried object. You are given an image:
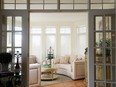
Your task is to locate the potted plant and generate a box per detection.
[46,47,54,68]
[97,38,111,56]
[0,52,12,71]
[84,47,88,55]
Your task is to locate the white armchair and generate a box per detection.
[29,55,41,87]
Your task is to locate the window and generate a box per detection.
[3,0,27,9]
[60,27,71,56]
[29,25,87,59]
[30,27,42,59]
[45,27,56,57]
[77,26,87,55]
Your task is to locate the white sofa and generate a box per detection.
[29,55,41,87]
[52,55,85,80]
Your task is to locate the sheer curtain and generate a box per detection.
[45,27,56,58]
[77,26,87,56]
[46,35,56,57]
[61,35,71,56]
[60,27,71,56]
[30,28,42,60]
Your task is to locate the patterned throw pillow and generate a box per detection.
[60,55,70,64]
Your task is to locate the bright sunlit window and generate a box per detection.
[46,27,56,57]
[46,27,56,34]
[77,26,87,55]
[60,27,71,56]
[30,27,42,59]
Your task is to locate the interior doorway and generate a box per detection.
[29,12,88,61]
[29,12,88,86]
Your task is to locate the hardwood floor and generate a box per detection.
[41,80,86,87]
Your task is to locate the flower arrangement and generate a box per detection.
[96,38,111,56]
[0,52,12,71]
[84,47,88,54]
[0,52,12,63]
[46,46,54,67]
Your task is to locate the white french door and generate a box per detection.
[89,10,116,87]
[0,11,29,87]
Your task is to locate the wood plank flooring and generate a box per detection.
[41,79,86,87]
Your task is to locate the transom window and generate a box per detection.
[60,27,71,34]
[1,0,115,10]
[31,27,42,34]
[46,27,56,34]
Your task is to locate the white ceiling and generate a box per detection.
[30,12,88,23]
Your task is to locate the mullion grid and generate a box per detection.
[1,0,115,10]
[94,14,116,87]
[60,0,88,10]
[94,15,106,86]
[3,0,27,9]
[90,0,115,9]
[29,0,57,10]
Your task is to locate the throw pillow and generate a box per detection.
[60,55,70,64]
[29,55,37,64]
[69,55,78,63]
[53,58,60,64]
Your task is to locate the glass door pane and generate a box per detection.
[7,16,12,31]
[15,17,22,31]
[7,32,12,47]
[95,16,103,31]
[15,32,22,47]
[105,16,111,30]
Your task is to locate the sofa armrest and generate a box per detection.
[29,63,41,87]
[29,63,40,69]
[71,60,85,80]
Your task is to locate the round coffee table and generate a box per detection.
[41,68,58,80]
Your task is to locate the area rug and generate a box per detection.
[41,74,72,86]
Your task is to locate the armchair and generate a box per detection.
[29,55,41,87]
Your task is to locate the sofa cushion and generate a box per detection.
[53,64,71,77]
